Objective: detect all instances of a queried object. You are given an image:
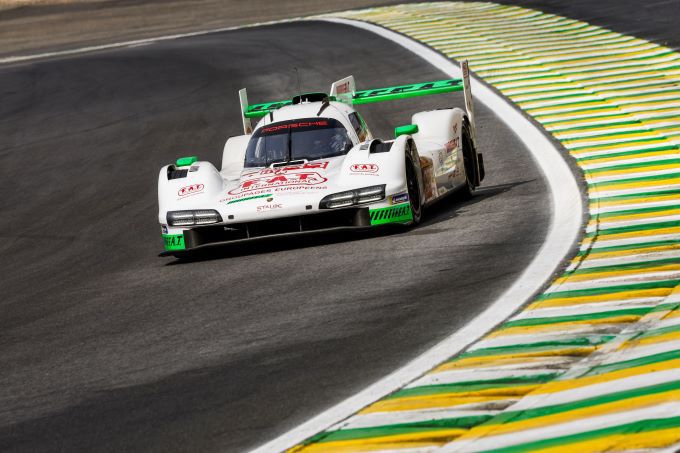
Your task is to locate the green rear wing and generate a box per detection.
[238,59,476,144]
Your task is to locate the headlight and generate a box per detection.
[167,209,222,226]
[320,185,385,209]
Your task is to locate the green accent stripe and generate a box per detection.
[226,193,272,204]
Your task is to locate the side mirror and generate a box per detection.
[394,124,418,138]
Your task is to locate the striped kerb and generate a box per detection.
[291,2,680,452]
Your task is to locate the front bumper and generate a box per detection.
[159,203,413,257]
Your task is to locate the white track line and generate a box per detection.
[251,17,582,453]
[0,19,290,65]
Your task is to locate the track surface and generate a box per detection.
[0,21,550,452]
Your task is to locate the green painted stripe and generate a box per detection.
[309,414,492,443]
[485,416,680,453]
[554,120,642,134]
[537,280,680,300]
[586,350,680,377]
[634,322,680,340]
[501,308,649,329]
[564,257,680,275]
[576,240,680,257]
[571,137,668,153]
[455,337,613,360]
[390,377,555,400]
[593,204,680,220]
[590,188,680,203]
[584,220,680,238]
[486,379,680,427]
[588,173,680,190]
[578,146,680,163]
[585,158,680,175]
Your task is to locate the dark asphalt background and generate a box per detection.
[2,1,676,451]
[1,21,550,452]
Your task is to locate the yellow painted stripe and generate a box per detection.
[620,328,680,348]
[583,150,680,168]
[456,388,680,440]
[587,208,680,224]
[531,358,680,395]
[360,387,537,414]
[581,226,680,244]
[535,427,680,453]
[553,263,680,284]
[490,316,641,338]
[290,429,463,452]
[435,348,596,371]
[527,289,671,309]
[591,192,680,208]
[586,163,680,180]
[572,244,680,262]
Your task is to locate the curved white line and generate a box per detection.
[251,17,583,452]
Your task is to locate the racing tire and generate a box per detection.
[460,120,476,200]
[405,156,422,225]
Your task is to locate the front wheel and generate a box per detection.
[406,157,422,225]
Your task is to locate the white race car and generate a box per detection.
[158,61,484,257]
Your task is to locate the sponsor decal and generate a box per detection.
[256,203,283,212]
[162,233,185,251]
[389,192,409,204]
[161,224,168,234]
[228,172,327,195]
[259,161,329,175]
[369,203,413,226]
[336,81,351,94]
[445,136,460,152]
[260,121,328,134]
[350,163,379,173]
[178,183,204,197]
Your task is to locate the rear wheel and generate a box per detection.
[406,157,422,225]
[460,121,476,200]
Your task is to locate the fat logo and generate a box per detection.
[229,172,327,195]
[178,183,204,197]
[350,163,379,173]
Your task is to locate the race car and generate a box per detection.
[158,60,484,257]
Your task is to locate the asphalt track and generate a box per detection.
[0,21,552,452]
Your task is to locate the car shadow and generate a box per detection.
[164,179,534,264]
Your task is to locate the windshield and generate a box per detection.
[244,118,353,168]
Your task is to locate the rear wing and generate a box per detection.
[238,59,476,138]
